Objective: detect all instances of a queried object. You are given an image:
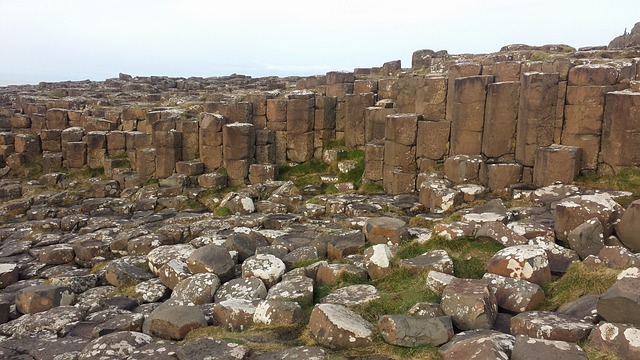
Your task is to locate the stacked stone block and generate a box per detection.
[600,91,640,174]
[445,63,482,121]
[153,120,182,178]
[344,93,375,150]
[325,71,355,141]
[266,99,287,165]
[199,112,226,172]
[314,96,337,159]
[416,120,451,171]
[482,81,520,161]
[255,129,276,164]
[383,114,420,194]
[286,92,315,163]
[223,122,255,186]
[364,107,395,144]
[449,75,493,155]
[562,64,619,170]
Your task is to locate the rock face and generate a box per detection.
[309,304,374,350]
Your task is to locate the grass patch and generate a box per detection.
[351,268,440,323]
[178,199,205,211]
[394,236,504,279]
[576,167,640,198]
[359,183,385,194]
[581,342,623,360]
[214,206,231,217]
[326,138,346,150]
[538,262,620,311]
[325,343,440,360]
[111,283,141,300]
[185,323,306,353]
[336,150,365,187]
[277,159,329,187]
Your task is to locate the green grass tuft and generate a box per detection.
[359,183,385,194]
[576,167,640,198]
[214,206,231,217]
[277,159,329,187]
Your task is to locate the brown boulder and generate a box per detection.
[309,303,374,350]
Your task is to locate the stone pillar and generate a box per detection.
[247,93,274,129]
[40,130,62,152]
[416,76,448,120]
[154,130,182,178]
[286,92,315,163]
[85,131,107,169]
[344,93,375,150]
[64,142,86,169]
[482,81,520,161]
[363,142,384,184]
[562,64,619,170]
[446,62,482,121]
[416,120,451,171]
[394,75,421,114]
[199,112,226,172]
[223,123,255,185]
[45,109,68,130]
[15,134,41,161]
[255,129,276,164]
[449,75,493,155]
[600,91,640,174]
[106,131,126,157]
[515,72,560,167]
[325,71,354,141]
[314,96,337,159]
[177,120,199,161]
[533,145,582,187]
[383,114,420,194]
[267,99,287,165]
[365,107,395,144]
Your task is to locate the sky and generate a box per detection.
[0,0,639,86]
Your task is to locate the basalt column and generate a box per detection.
[515,72,560,167]
[266,99,287,165]
[449,75,493,156]
[562,64,619,170]
[383,114,420,194]
[286,92,315,163]
[199,112,226,172]
[482,81,520,161]
[600,91,640,174]
[344,93,375,150]
[223,122,255,186]
[314,96,337,159]
[325,71,355,141]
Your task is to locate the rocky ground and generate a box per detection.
[0,154,639,360]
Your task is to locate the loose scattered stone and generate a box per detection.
[400,249,454,275]
[186,244,236,282]
[266,275,314,305]
[362,217,409,245]
[146,305,207,340]
[511,335,588,360]
[597,276,640,326]
[309,303,374,350]
[484,273,545,312]
[242,253,286,288]
[315,263,368,285]
[378,315,454,347]
[615,198,640,252]
[176,337,251,360]
[510,311,594,342]
[408,302,446,317]
[322,284,380,306]
[588,321,640,359]
[15,284,75,314]
[212,298,260,332]
[438,329,515,360]
[440,278,497,331]
[363,243,394,279]
[486,245,551,285]
[78,331,153,360]
[567,218,604,260]
[170,272,221,305]
[253,300,305,326]
[425,270,456,296]
[215,277,268,302]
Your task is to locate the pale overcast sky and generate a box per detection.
[0,0,638,85]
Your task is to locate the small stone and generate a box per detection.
[309,303,374,350]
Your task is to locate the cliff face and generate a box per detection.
[608,22,640,49]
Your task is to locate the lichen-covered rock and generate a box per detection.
[567,218,604,260]
[529,237,580,273]
[408,302,446,317]
[0,305,85,338]
[322,284,380,306]
[326,230,366,260]
[484,273,545,312]
[170,272,221,305]
[363,243,394,279]
[362,217,409,245]
[557,294,600,324]
[598,245,640,269]
[486,245,551,285]
[440,278,497,331]
[476,222,528,247]
[134,277,170,303]
[266,275,314,305]
[511,335,588,360]
[433,221,478,240]
[615,199,640,252]
[554,194,623,242]
[158,258,191,289]
[128,341,180,360]
[253,300,305,326]
[215,277,268,302]
[378,315,453,347]
[146,305,207,340]
[29,243,75,265]
[0,263,19,288]
[176,337,251,360]
[91,312,144,337]
[220,192,256,215]
[315,263,368,285]
[146,243,194,275]
[510,311,593,342]
[588,322,640,360]
[242,254,286,288]
[309,303,374,350]
[224,229,270,261]
[425,270,456,296]
[400,249,454,275]
[79,331,153,359]
[439,329,515,360]
[104,256,155,287]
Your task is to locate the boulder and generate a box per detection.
[363,243,394,279]
[486,245,551,285]
[241,254,286,288]
[400,249,454,275]
[186,244,235,282]
[440,278,497,330]
[510,311,593,342]
[554,194,623,242]
[309,303,375,350]
[362,217,409,245]
[326,230,366,260]
[433,221,478,240]
[253,300,305,326]
[223,230,269,262]
[170,273,221,305]
[484,273,545,312]
[158,259,191,289]
[597,277,640,326]
[134,278,170,303]
[567,218,604,260]
[322,284,380,306]
[78,331,153,360]
[91,312,145,337]
[378,315,454,347]
[212,298,260,332]
[475,222,528,247]
[588,322,640,360]
[146,244,194,275]
[145,305,207,340]
[266,275,314,305]
[598,245,640,269]
[425,270,456,296]
[316,263,368,285]
[511,335,588,360]
[438,329,515,360]
[408,302,446,318]
[616,199,640,252]
[15,284,75,314]
[215,277,268,302]
[0,263,20,288]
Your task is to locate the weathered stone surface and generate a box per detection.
[484,273,545,312]
[379,315,453,347]
[266,275,314,305]
[0,305,84,338]
[597,277,640,326]
[78,331,153,360]
[476,221,529,247]
[0,263,19,288]
[425,270,456,297]
[251,346,326,360]
[186,244,235,282]
[309,303,374,350]
[615,199,640,252]
[600,91,640,173]
[510,311,593,342]
[170,272,221,305]
[444,154,485,184]
[449,75,493,155]
[511,335,588,360]
[362,217,409,245]
[486,245,551,285]
[326,230,365,260]
[441,278,497,331]
[483,81,520,159]
[15,284,75,314]
[433,221,478,240]
[146,243,195,275]
[438,329,515,360]
[146,305,207,340]
[253,300,305,326]
[533,145,582,187]
[363,243,393,279]
[212,298,260,332]
[323,284,380,306]
[224,229,269,261]
[598,245,640,269]
[408,302,446,318]
[92,312,145,337]
[567,218,604,260]
[242,254,286,288]
[400,249,454,275]
[176,337,251,360]
[215,277,268,302]
[588,322,640,360]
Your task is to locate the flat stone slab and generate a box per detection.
[510,311,594,343]
[309,303,374,350]
[322,284,380,306]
